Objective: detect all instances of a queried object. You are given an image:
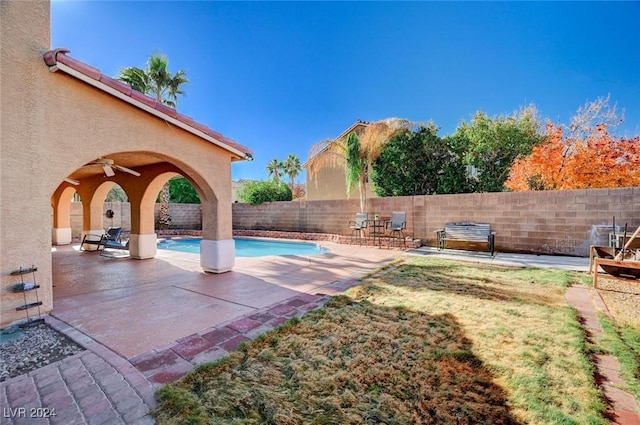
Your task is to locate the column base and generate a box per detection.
[201,239,235,273]
[52,227,72,245]
[129,233,157,259]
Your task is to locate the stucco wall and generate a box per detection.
[1,1,57,328]
[233,187,640,257]
[305,163,379,202]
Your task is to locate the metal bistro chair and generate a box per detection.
[386,211,407,248]
[348,212,369,245]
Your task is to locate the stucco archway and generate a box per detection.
[52,151,233,269]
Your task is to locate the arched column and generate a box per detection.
[124,169,177,259]
[198,166,234,273]
[200,196,236,273]
[51,184,76,245]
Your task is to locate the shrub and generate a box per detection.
[239,181,292,205]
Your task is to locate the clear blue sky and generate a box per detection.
[51,1,640,183]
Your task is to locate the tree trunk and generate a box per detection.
[158,183,171,229]
[358,178,367,213]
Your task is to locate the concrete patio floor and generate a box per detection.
[51,240,401,360]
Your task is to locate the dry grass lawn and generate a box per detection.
[154,257,609,425]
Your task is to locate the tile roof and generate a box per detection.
[43,48,253,161]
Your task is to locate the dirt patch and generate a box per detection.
[595,277,640,329]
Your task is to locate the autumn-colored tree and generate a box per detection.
[290,182,306,200]
[506,122,640,190]
[507,96,640,190]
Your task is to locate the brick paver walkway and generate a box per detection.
[565,285,640,425]
[0,329,156,425]
[129,292,334,387]
[0,285,348,424]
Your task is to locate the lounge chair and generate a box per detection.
[386,211,406,247]
[348,212,369,245]
[80,227,122,252]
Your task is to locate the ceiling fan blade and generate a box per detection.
[103,165,115,177]
[64,177,80,186]
[114,165,141,177]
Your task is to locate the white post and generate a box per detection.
[52,227,72,245]
[200,239,235,273]
[129,233,157,259]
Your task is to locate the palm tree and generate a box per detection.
[117,54,188,108]
[307,118,410,212]
[283,154,301,191]
[117,54,189,228]
[266,159,284,183]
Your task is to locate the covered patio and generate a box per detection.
[51,241,400,360]
[1,1,254,329]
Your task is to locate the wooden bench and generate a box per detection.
[435,222,496,256]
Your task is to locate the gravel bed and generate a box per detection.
[0,322,85,382]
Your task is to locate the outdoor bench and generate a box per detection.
[435,222,496,256]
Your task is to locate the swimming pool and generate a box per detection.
[157,238,329,257]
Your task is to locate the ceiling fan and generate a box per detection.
[85,158,141,177]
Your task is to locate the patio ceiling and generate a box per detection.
[66,152,172,181]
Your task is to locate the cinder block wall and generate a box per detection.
[70,202,132,239]
[154,204,202,229]
[69,202,202,238]
[233,187,640,257]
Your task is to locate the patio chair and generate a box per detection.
[100,236,130,257]
[349,212,369,245]
[80,227,122,252]
[386,211,406,248]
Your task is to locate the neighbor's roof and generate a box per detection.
[302,120,369,168]
[43,48,253,161]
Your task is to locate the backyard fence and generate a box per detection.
[68,202,202,240]
[67,187,639,257]
[232,187,639,257]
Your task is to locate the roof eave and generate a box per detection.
[302,120,368,168]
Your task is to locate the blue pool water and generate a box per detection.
[157,238,329,257]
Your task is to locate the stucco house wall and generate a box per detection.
[305,163,379,202]
[304,121,379,202]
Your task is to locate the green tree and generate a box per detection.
[266,159,284,183]
[238,181,292,205]
[371,124,473,196]
[283,154,301,192]
[307,118,409,212]
[451,106,544,192]
[169,177,200,204]
[105,185,128,202]
[117,54,189,228]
